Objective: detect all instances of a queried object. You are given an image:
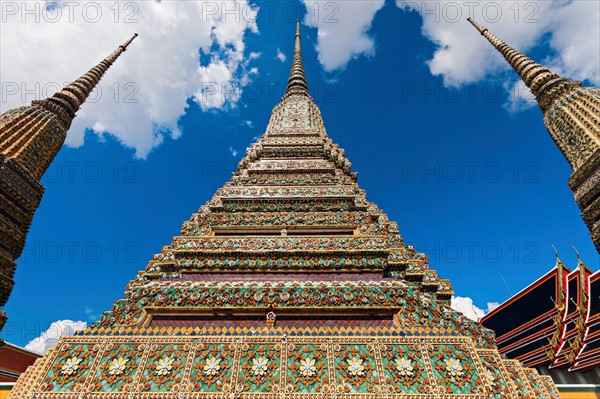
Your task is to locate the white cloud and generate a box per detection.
[395,0,599,110]
[276,49,287,62]
[504,79,537,113]
[451,296,502,321]
[487,302,500,313]
[229,146,238,157]
[545,0,600,85]
[84,306,98,321]
[196,60,237,110]
[242,120,254,129]
[25,320,87,355]
[298,0,598,84]
[301,0,385,71]
[1,1,259,158]
[451,296,486,321]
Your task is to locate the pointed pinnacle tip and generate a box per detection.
[551,244,560,258]
[120,33,138,51]
[466,17,486,34]
[571,245,581,260]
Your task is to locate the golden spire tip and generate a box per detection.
[120,33,139,51]
[466,17,486,34]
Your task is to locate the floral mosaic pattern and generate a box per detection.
[476,350,514,399]
[240,172,347,185]
[174,236,387,252]
[523,368,547,398]
[39,343,98,392]
[503,360,533,399]
[89,343,143,392]
[287,343,329,392]
[23,335,561,397]
[189,343,235,392]
[138,343,187,392]
[180,210,372,237]
[205,211,370,228]
[215,185,356,198]
[247,159,334,171]
[260,146,325,158]
[539,375,562,399]
[217,198,359,212]
[333,344,379,394]
[395,293,496,349]
[99,280,412,327]
[170,253,385,272]
[239,343,280,392]
[380,344,431,394]
[428,344,485,395]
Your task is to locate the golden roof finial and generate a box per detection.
[572,246,590,303]
[551,245,568,308]
[551,244,559,260]
[552,244,566,272]
[571,246,582,264]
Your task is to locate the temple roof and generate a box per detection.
[482,251,600,373]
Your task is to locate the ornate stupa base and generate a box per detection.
[11,330,559,398]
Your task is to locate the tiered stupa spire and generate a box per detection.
[37,33,138,131]
[285,20,309,95]
[10,23,560,398]
[0,33,138,179]
[0,34,137,333]
[467,18,580,112]
[468,18,600,252]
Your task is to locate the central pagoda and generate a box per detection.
[11,22,559,398]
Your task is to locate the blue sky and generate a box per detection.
[1,0,599,350]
